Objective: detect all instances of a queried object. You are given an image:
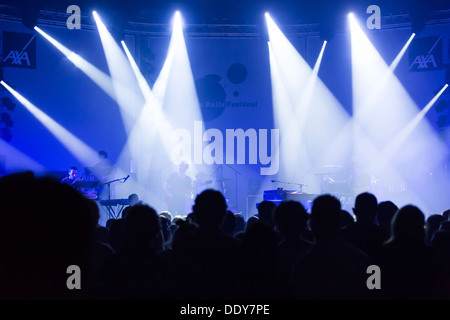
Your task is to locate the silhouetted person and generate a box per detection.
[159,215,172,248]
[104,204,173,299]
[242,220,279,299]
[257,200,277,229]
[340,192,385,258]
[440,221,450,232]
[92,150,114,182]
[164,162,192,216]
[340,209,355,230]
[246,215,259,230]
[220,210,237,236]
[0,172,97,299]
[86,202,114,297]
[376,201,398,242]
[159,211,173,222]
[273,201,313,296]
[108,219,126,254]
[60,166,79,186]
[425,214,446,246]
[442,209,450,221]
[375,205,447,299]
[122,193,142,219]
[171,189,243,299]
[290,194,371,300]
[128,193,141,206]
[234,213,246,235]
[236,215,259,241]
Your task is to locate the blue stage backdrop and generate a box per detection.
[1,15,449,219]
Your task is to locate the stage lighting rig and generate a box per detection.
[410,2,429,35]
[19,1,41,30]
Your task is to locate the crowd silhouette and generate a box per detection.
[0,171,450,300]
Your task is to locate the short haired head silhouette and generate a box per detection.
[273,200,308,237]
[257,200,277,227]
[123,204,161,250]
[193,189,227,227]
[310,194,341,241]
[388,204,425,245]
[353,192,378,223]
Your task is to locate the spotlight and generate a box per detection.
[172,10,183,31]
[261,13,270,43]
[1,97,16,111]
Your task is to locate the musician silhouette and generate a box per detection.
[92,150,115,183]
[60,166,79,187]
[164,162,192,216]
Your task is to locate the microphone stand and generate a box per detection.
[101,175,130,219]
[103,175,130,201]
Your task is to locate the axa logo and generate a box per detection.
[1,32,36,69]
[409,54,437,70]
[409,36,442,72]
[3,49,33,66]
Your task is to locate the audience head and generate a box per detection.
[0,172,96,298]
[246,215,259,231]
[123,204,161,251]
[425,214,446,243]
[376,201,398,230]
[388,205,425,246]
[68,166,78,179]
[440,221,450,232]
[128,193,140,206]
[98,150,108,159]
[159,211,173,222]
[193,189,227,227]
[442,209,450,221]
[310,194,342,241]
[353,192,378,223]
[273,201,309,238]
[234,213,246,234]
[220,210,237,236]
[257,200,277,228]
[339,210,355,230]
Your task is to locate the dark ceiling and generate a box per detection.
[3,0,450,25]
